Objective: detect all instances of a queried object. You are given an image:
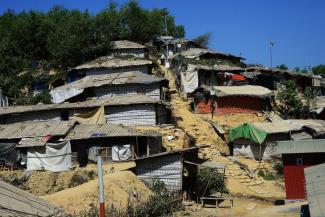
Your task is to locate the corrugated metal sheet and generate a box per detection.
[95,83,161,100]
[284,164,307,199]
[304,163,325,217]
[0,121,75,139]
[136,154,182,191]
[0,180,66,216]
[53,71,165,92]
[66,123,160,140]
[17,137,48,147]
[277,139,325,154]
[0,95,159,116]
[105,104,156,126]
[5,111,62,124]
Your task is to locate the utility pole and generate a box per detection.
[211,64,216,119]
[162,9,170,69]
[269,39,274,68]
[97,154,105,217]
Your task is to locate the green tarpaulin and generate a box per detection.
[229,123,268,144]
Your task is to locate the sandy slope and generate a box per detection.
[41,171,151,215]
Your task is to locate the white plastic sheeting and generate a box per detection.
[181,64,198,93]
[27,141,72,172]
[112,145,131,161]
[50,88,84,104]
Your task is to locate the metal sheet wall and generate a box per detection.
[136,154,182,191]
[105,104,156,126]
[94,84,161,100]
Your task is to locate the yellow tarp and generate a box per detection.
[74,106,106,124]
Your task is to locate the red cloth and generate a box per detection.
[231,74,245,81]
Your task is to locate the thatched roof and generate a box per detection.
[72,56,151,71]
[213,85,272,98]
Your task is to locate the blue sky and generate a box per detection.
[1,0,324,69]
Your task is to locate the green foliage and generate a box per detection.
[193,32,212,48]
[81,184,183,217]
[152,179,167,194]
[302,86,315,118]
[312,64,325,76]
[0,2,185,105]
[197,168,228,196]
[272,162,283,175]
[277,80,303,119]
[293,67,300,72]
[275,64,288,70]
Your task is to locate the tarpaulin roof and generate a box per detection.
[229,123,268,144]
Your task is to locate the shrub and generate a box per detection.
[272,162,283,175]
[197,168,228,196]
[81,181,183,217]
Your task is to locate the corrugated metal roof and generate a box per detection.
[0,95,159,116]
[135,147,199,161]
[277,139,325,154]
[111,40,145,49]
[17,137,49,147]
[66,123,161,140]
[252,121,302,134]
[0,180,66,216]
[179,48,244,60]
[73,56,151,71]
[195,64,244,72]
[251,119,325,134]
[52,71,166,91]
[0,121,75,139]
[291,132,313,141]
[304,163,325,217]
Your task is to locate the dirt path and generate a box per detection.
[178,197,302,217]
[163,65,285,200]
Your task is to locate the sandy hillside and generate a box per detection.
[41,171,151,215]
[163,66,285,200]
[171,92,228,155]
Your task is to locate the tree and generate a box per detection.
[193,32,212,48]
[302,87,315,118]
[312,64,325,76]
[293,67,300,72]
[0,2,186,105]
[276,64,288,70]
[277,80,303,119]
